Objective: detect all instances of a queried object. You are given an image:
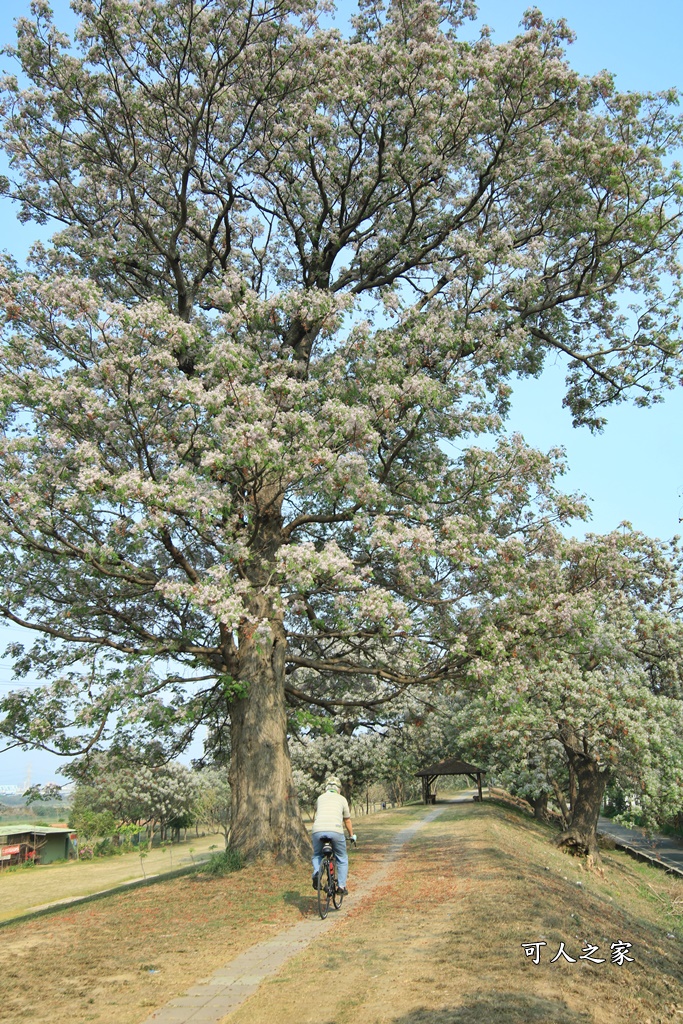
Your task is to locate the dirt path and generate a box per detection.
[142,807,446,1024]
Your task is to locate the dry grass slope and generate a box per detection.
[0,803,681,1024]
[229,803,683,1024]
[0,833,222,920]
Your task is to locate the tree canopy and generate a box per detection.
[1,0,683,860]
[68,751,201,838]
[452,527,683,857]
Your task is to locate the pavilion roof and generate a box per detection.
[415,756,485,777]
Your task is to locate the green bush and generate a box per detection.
[202,847,244,876]
[69,808,117,842]
[93,836,129,857]
[2,860,36,874]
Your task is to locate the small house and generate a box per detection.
[0,826,78,867]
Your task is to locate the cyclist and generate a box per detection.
[311,775,355,896]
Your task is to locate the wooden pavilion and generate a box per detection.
[415,756,486,804]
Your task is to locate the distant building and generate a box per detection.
[0,826,77,867]
[0,786,21,796]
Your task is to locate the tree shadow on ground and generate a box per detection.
[282,889,315,915]
[386,992,592,1024]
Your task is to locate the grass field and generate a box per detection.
[0,832,223,920]
[1,802,681,1024]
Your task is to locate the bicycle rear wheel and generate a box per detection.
[329,857,343,909]
[317,857,332,919]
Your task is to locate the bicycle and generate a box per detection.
[316,834,356,919]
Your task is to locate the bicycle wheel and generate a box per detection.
[317,857,332,919]
[328,856,343,909]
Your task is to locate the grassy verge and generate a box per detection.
[0,832,222,920]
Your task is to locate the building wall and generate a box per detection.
[40,835,70,864]
[0,830,77,865]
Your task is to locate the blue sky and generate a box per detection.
[466,1,683,543]
[1,0,682,785]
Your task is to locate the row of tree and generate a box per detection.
[64,759,230,849]
[60,736,431,850]
[66,535,683,861]
[288,524,683,860]
[1,0,683,863]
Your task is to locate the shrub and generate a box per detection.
[202,847,244,876]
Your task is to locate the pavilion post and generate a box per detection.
[477,773,483,801]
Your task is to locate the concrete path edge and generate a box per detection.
[598,830,683,879]
[0,855,212,930]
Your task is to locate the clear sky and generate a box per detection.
[1,0,682,785]
[464,1,683,544]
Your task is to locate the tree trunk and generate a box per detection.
[229,612,309,863]
[532,792,549,821]
[550,778,571,826]
[556,747,609,861]
[568,760,578,816]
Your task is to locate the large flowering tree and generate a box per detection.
[454,528,683,860]
[68,752,201,839]
[1,0,683,861]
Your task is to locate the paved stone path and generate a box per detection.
[142,806,446,1024]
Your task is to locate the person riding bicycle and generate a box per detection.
[311,775,355,896]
